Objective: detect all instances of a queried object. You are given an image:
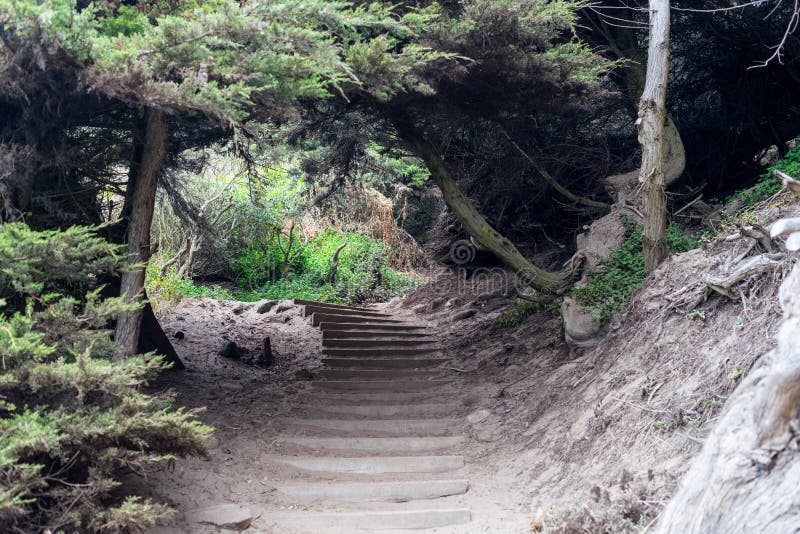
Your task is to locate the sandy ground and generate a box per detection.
[132,196,799,533]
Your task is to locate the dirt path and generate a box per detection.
[137,298,528,533]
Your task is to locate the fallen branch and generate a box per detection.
[706,253,786,299]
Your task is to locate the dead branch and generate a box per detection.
[706,253,786,299]
[327,241,349,284]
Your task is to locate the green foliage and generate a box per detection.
[728,138,800,207]
[0,0,446,123]
[0,223,211,533]
[146,260,234,308]
[151,227,419,306]
[496,298,543,328]
[573,218,701,325]
[235,229,420,305]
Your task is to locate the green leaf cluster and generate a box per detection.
[0,223,211,533]
[572,217,700,325]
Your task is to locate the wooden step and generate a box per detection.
[324,329,435,339]
[267,455,464,475]
[320,322,428,332]
[322,338,441,349]
[312,403,462,419]
[312,313,407,327]
[321,358,448,370]
[303,305,392,318]
[279,436,464,453]
[311,380,451,393]
[317,369,442,381]
[276,479,468,502]
[322,347,443,358]
[286,418,461,435]
[293,299,376,312]
[270,508,472,531]
[306,392,453,404]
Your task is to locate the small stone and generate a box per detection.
[451,309,476,322]
[256,299,279,314]
[503,343,514,352]
[257,337,274,367]
[295,369,314,381]
[232,304,249,315]
[174,331,185,340]
[185,503,253,531]
[219,341,241,360]
[467,408,492,425]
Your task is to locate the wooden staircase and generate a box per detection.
[267,299,471,532]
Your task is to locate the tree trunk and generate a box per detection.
[115,109,169,357]
[396,123,573,293]
[638,0,671,272]
[656,264,800,533]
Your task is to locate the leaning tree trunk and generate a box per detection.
[638,0,671,272]
[656,263,800,532]
[397,125,573,293]
[115,109,169,357]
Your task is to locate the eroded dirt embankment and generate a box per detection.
[136,198,798,533]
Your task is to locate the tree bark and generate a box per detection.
[396,123,573,293]
[638,0,671,272]
[656,264,800,533]
[115,109,169,357]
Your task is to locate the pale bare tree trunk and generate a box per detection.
[638,0,671,272]
[656,263,800,533]
[115,109,168,357]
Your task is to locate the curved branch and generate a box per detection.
[500,129,610,211]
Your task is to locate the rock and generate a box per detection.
[451,309,476,322]
[561,297,603,349]
[275,302,294,313]
[467,409,492,425]
[295,369,314,381]
[185,503,253,531]
[232,304,250,315]
[219,341,241,360]
[256,299,279,314]
[257,337,274,367]
[174,330,185,340]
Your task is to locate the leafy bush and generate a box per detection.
[151,228,420,305]
[496,298,543,328]
[0,223,211,533]
[573,218,700,324]
[147,259,234,308]
[240,229,419,305]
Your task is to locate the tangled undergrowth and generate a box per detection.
[0,224,210,533]
[149,228,419,307]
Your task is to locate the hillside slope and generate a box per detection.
[401,196,800,530]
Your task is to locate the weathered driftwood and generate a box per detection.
[771,217,800,252]
[705,253,785,299]
[656,263,800,533]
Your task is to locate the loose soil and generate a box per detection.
[137,197,800,533]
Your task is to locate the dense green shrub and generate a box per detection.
[573,218,700,324]
[151,227,420,305]
[239,229,419,305]
[0,224,211,533]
